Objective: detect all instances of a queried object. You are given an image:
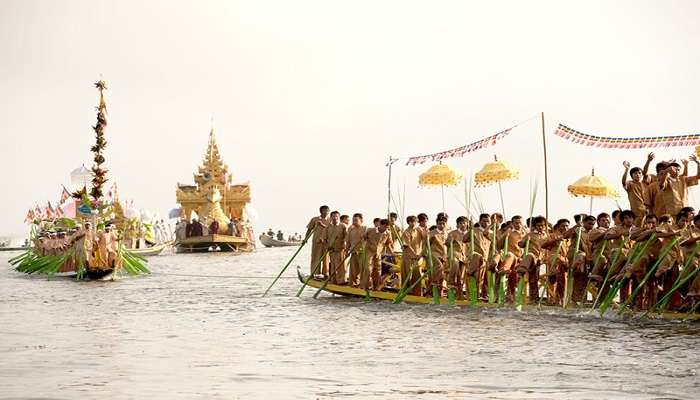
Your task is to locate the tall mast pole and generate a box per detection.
[386,156,398,216]
[541,112,549,221]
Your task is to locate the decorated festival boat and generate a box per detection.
[9,80,149,280]
[175,128,255,252]
[296,267,699,321]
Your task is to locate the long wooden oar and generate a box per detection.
[641,243,700,317]
[312,241,359,299]
[262,229,313,297]
[616,237,680,314]
[578,241,607,308]
[563,227,582,308]
[296,237,335,297]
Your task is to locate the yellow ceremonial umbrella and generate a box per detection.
[419,162,463,211]
[475,155,519,218]
[567,168,619,214]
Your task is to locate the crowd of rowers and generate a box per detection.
[32,222,121,272]
[304,153,700,311]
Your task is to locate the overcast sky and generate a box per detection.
[1,0,699,238]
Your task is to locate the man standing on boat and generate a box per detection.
[305,205,330,276]
[447,216,467,299]
[401,215,423,296]
[323,211,347,284]
[346,213,366,287]
[363,219,393,290]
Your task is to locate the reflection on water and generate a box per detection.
[1,248,699,399]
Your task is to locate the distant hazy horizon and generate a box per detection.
[2,0,700,240]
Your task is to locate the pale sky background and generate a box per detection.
[1,0,699,239]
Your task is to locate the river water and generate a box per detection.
[1,247,699,399]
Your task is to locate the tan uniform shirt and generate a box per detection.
[625,180,648,213]
[467,227,491,258]
[323,223,347,252]
[401,226,423,260]
[524,230,549,260]
[306,216,329,244]
[661,175,699,217]
[429,229,448,259]
[346,225,366,254]
[447,229,466,262]
[366,228,391,257]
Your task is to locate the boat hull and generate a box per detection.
[177,234,250,253]
[296,267,700,321]
[259,235,301,248]
[130,242,168,257]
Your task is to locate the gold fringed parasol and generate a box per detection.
[567,168,619,214]
[475,155,519,218]
[419,163,462,211]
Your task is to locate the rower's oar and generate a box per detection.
[312,240,357,299]
[563,227,582,308]
[447,240,456,305]
[296,238,335,297]
[579,241,607,308]
[640,243,700,318]
[497,234,509,305]
[487,223,498,304]
[424,233,440,304]
[590,237,635,310]
[262,229,313,297]
[615,237,679,314]
[596,237,651,314]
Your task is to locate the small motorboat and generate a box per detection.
[259,234,302,248]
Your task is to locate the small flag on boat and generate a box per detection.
[59,186,71,203]
[24,209,34,224]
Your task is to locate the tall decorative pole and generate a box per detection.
[90,80,108,201]
[541,112,549,221]
[386,156,398,216]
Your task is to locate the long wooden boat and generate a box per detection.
[296,267,700,322]
[0,247,29,252]
[259,234,301,248]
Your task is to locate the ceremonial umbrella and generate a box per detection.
[70,164,92,190]
[567,169,619,214]
[475,155,519,219]
[419,162,463,211]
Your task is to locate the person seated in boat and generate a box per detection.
[188,218,203,237]
[563,214,597,304]
[400,215,423,296]
[495,215,528,302]
[446,216,468,299]
[541,218,571,305]
[267,228,274,237]
[276,230,284,241]
[362,218,393,291]
[515,215,552,303]
[340,215,350,228]
[463,214,491,300]
[427,216,448,297]
[227,218,238,236]
[346,214,366,287]
[209,219,220,235]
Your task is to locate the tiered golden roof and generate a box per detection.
[176,129,251,227]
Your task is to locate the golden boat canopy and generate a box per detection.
[567,169,619,198]
[418,163,462,186]
[474,156,519,186]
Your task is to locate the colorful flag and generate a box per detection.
[406,127,514,165]
[553,123,700,149]
[24,209,34,224]
[60,186,71,203]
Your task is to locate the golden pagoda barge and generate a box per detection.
[175,128,255,252]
